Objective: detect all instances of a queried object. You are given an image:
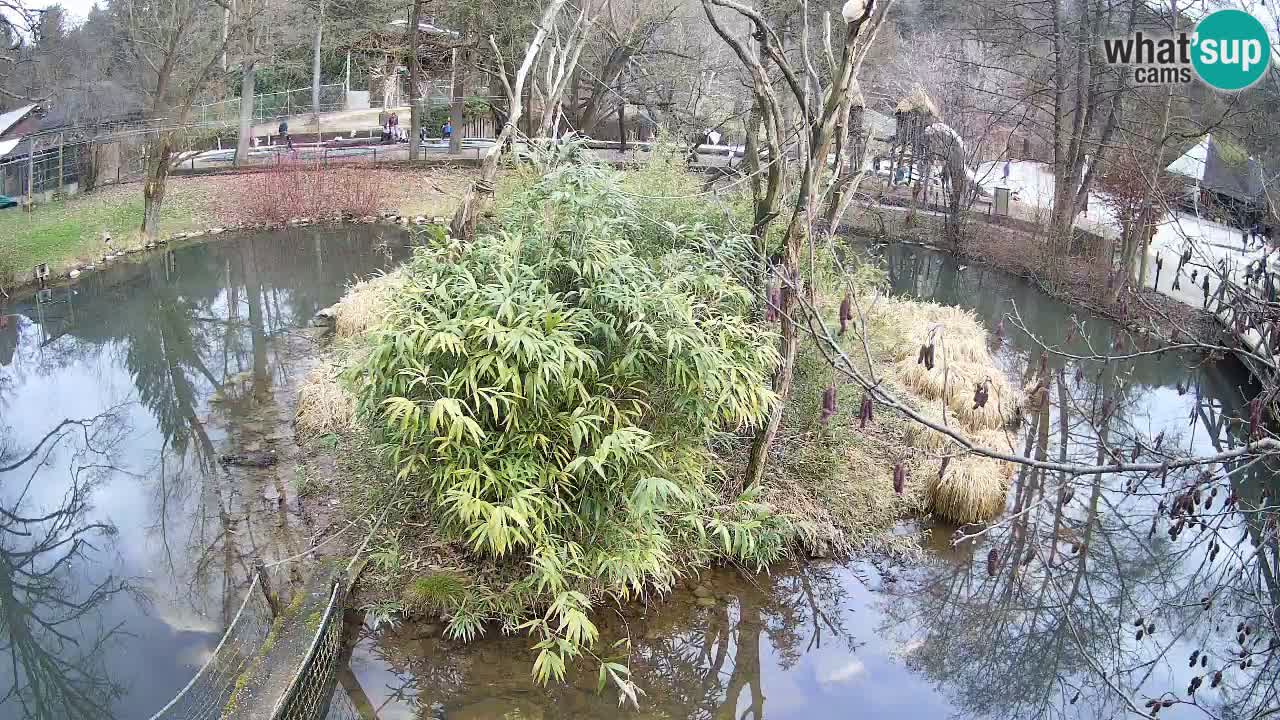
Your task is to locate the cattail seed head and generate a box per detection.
[986,548,998,576]
[973,382,989,410]
[893,462,905,495]
[839,292,852,336]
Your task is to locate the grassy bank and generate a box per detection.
[0,166,474,289]
[294,147,1017,695]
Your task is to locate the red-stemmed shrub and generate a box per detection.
[236,158,390,225]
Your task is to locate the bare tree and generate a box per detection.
[116,0,237,240]
[702,0,892,489]
[450,0,571,240]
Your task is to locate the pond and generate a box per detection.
[342,243,1278,720]
[1,235,1275,719]
[0,226,413,719]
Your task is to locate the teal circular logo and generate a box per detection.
[1192,10,1271,91]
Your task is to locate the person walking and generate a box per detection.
[278,117,293,151]
[388,111,401,142]
[441,120,453,141]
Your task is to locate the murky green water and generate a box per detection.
[2,235,1275,719]
[0,226,411,719]
[344,244,1278,719]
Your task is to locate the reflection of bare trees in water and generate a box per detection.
[356,563,860,719]
[0,410,139,720]
[876,330,1279,720]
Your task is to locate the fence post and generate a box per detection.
[26,137,34,207]
[57,133,64,194]
[253,558,281,617]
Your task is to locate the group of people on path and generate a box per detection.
[377,109,455,145]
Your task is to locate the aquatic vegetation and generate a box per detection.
[351,159,788,681]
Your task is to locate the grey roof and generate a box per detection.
[1168,134,1265,202]
[1204,138,1264,202]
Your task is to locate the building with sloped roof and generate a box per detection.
[1165,133,1268,228]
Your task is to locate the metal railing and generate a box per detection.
[270,578,349,720]
[145,575,275,720]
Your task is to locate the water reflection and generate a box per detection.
[880,244,1279,720]
[0,411,134,719]
[0,226,411,718]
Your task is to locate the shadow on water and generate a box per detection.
[0,226,411,719]
[343,243,1278,720]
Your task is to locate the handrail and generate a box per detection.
[145,575,263,720]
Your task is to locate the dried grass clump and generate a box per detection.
[926,449,1014,525]
[334,272,405,339]
[885,299,1012,435]
[295,366,357,437]
[761,431,928,557]
[926,453,1013,520]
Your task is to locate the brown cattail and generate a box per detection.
[1147,622,1155,635]
[839,292,852,336]
[1211,671,1222,688]
[1201,654,1207,668]
[1248,397,1264,441]
[820,385,837,426]
[893,462,905,495]
[1136,628,1145,640]
[973,382,989,410]
[1189,676,1202,694]
[1190,650,1200,666]
[1134,617,1146,627]
[986,548,998,576]
[859,395,874,429]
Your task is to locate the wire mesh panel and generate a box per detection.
[147,576,276,720]
[271,579,348,720]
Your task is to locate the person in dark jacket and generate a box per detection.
[278,118,293,150]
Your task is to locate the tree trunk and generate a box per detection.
[142,133,173,241]
[450,0,567,240]
[311,0,324,138]
[408,0,422,161]
[449,49,465,154]
[235,58,256,166]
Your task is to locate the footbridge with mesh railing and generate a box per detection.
[146,512,386,720]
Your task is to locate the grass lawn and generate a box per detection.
[0,183,215,274]
[0,166,475,283]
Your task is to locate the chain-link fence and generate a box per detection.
[1,140,87,200]
[194,84,348,126]
[269,578,348,720]
[145,575,276,720]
